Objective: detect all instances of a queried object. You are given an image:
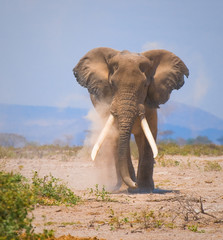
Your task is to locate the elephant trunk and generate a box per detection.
[116,98,138,188]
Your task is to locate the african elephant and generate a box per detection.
[73,47,189,193]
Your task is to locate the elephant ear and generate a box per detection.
[73,47,119,99]
[142,50,189,108]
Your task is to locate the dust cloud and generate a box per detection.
[74,103,119,191]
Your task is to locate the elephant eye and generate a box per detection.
[113,64,118,70]
[109,62,118,75]
[110,79,114,86]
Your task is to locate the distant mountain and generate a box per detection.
[158,101,223,143]
[0,104,89,146]
[0,102,223,146]
[158,102,223,130]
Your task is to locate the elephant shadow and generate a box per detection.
[117,188,180,195]
[152,188,180,194]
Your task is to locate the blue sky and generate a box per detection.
[1,0,223,119]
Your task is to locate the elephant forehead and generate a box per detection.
[115,52,149,65]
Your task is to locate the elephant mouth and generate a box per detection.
[146,100,160,109]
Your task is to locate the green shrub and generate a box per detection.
[204,161,222,172]
[1,143,222,160]
[19,229,54,240]
[32,172,80,206]
[158,143,223,156]
[0,145,82,159]
[130,142,223,159]
[88,184,112,202]
[0,171,34,239]
[0,146,15,159]
[0,171,80,239]
[157,157,180,167]
[188,224,205,233]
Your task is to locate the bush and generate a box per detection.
[0,171,80,239]
[158,143,223,156]
[130,142,223,159]
[0,146,15,159]
[32,172,80,206]
[0,171,34,239]
[0,145,82,159]
[204,161,222,172]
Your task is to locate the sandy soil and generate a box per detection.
[1,154,223,240]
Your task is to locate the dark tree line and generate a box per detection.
[0,133,27,147]
[217,136,223,145]
[158,130,223,145]
[1,131,223,147]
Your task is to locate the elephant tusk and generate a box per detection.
[91,114,115,161]
[141,117,158,158]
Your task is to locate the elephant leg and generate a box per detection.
[135,132,154,192]
[134,111,157,192]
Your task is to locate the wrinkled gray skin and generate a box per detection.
[73,47,189,193]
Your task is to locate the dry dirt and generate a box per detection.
[1,154,223,240]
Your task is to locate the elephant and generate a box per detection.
[73,47,189,193]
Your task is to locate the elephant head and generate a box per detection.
[73,47,189,189]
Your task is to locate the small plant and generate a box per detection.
[20,229,55,239]
[165,222,176,229]
[61,222,76,226]
[107,208,123,230]
[141,210,156,228]
[109,215,121,230]
[154,219,163,228]
[129,210,165,229]
[88,184,112,201]
[44,221,57,226]
[157,156,180,167]
[187,158,192,168]
[122,217,129,224]
[188,224,205,233]
[31,171,80,205]
[204,161,222,172]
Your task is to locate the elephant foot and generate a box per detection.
[128,179,154,193]
[127,186,154,194]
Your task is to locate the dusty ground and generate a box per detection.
[1,153,223,240]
